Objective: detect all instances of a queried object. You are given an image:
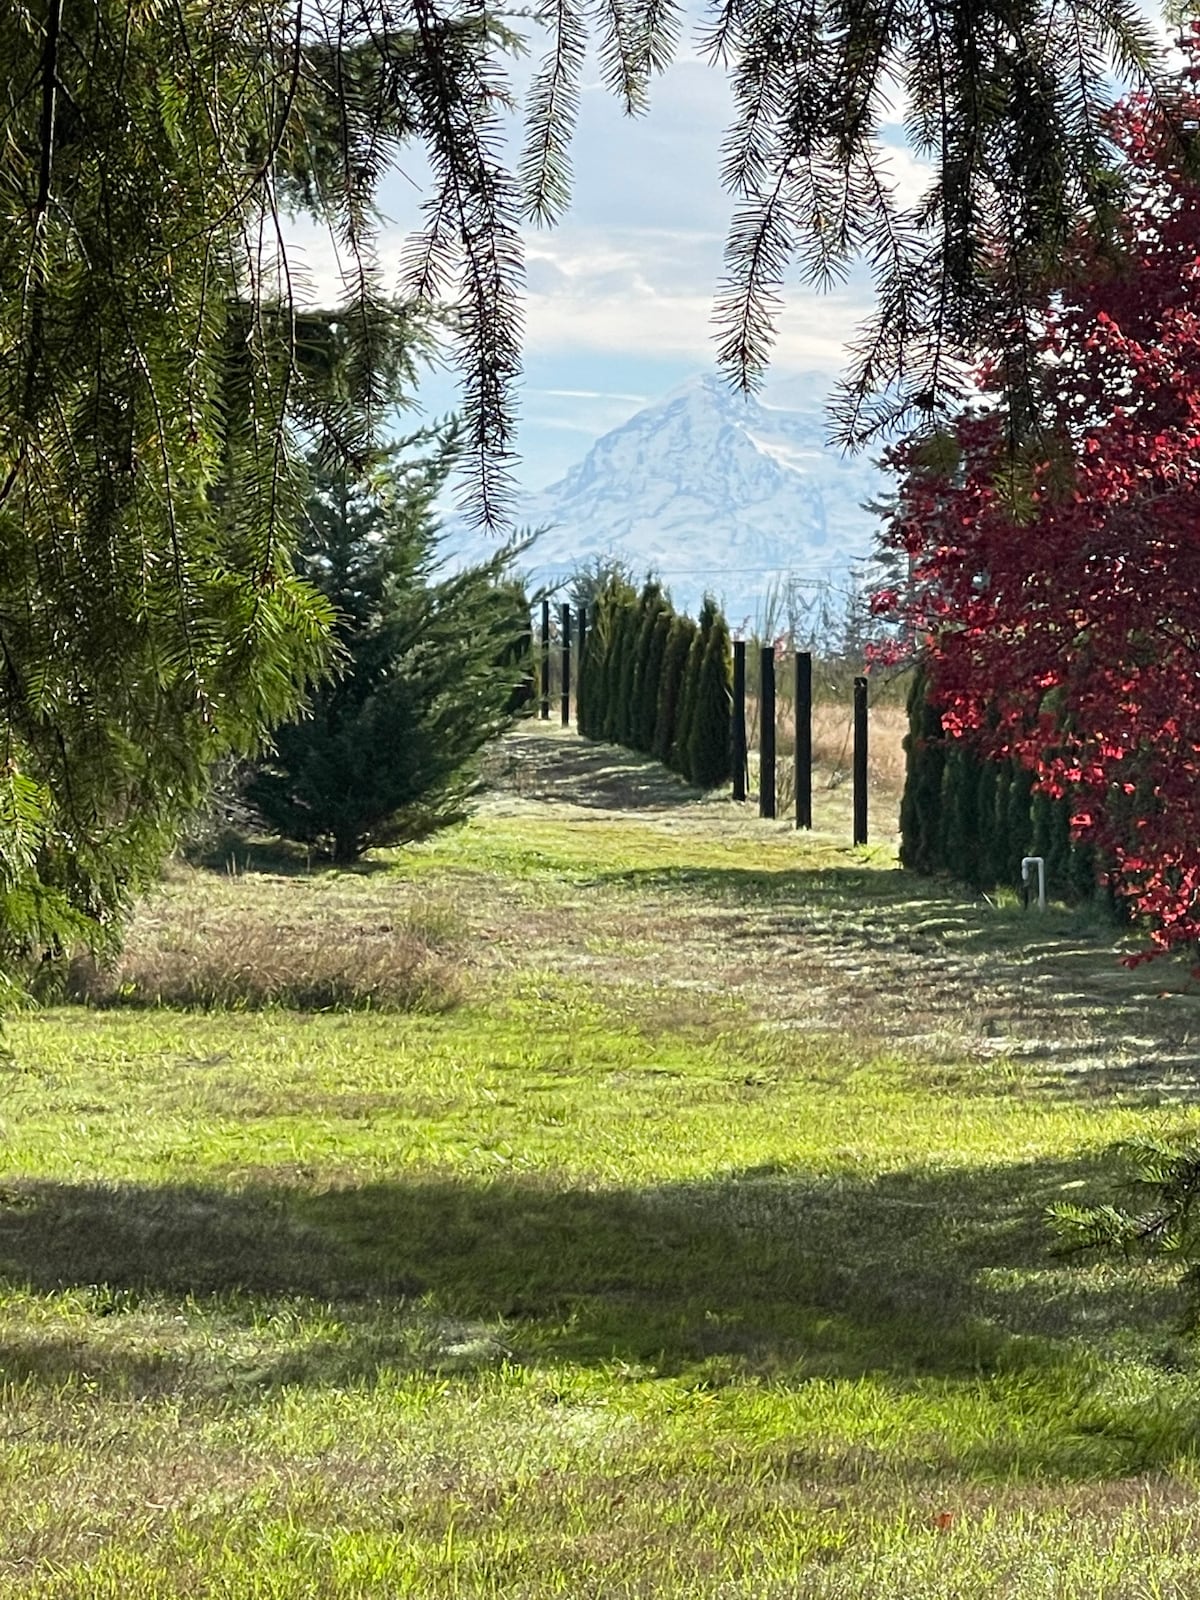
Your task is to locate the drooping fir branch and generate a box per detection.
[519,0,588,226]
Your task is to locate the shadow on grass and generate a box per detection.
[492,730,703,812]
[597,861,1200,1080]
[182,831,395,878]
[0,1154,1182,1392]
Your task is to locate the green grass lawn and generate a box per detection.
[4,727,1200,1596]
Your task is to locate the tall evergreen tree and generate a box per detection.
[628,581,669,754]
[974,759,999,892]
[584,576,635,742]
[602,598,635,743]
[614,591,646,748]
[940,744,980,884]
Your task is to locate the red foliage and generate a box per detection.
[879,36,1200,957]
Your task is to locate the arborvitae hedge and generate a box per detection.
[974,758,999,891]
[578,577,634,740]
[602,599,634,742]
[900,662,1098,902]
[574,582,731,787]
[638,609,672,753]
[687,609,733,789]
[899,663,946,875]
[673,597,717,774]
[653,615,694,764]
[627,581,667,753]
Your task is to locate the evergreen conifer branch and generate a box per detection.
[519,0,588,225]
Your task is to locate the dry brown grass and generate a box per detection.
[742,695,908,812]
[69,876,466,1013]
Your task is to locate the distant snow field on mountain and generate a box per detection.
[440,371,891,628]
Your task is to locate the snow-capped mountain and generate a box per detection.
[444,371,890,626]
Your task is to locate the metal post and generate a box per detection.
[540,598,550,720]
[759,645,776,820]
[731,640,747,802]
[853,675,868,846]
[795,650,812,829]
[560,603,571,726]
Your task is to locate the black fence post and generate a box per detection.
[795,650,812,830]
[731,639,747,802]
[560,603,571,726]
[540,598,550,720]
[853,675,869,846]
[759,645,776,820]
[577,605,587,727]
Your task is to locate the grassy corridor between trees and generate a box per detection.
[6,727,1200,1597]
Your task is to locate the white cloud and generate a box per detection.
[524,281,861,368]
[527,416,616,433]
[537,388,650,403]
[877,140,935,214]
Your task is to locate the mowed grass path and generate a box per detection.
[5,726,1200,1595]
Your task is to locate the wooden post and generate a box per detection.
[853,675,868,846]
[795,650,812,829]
[759,645,776,819]
[540,598,550,720]
[731,640,747,801]
[560,603,571,726]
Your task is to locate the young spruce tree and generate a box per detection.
[244,434,529,863]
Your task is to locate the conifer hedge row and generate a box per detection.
[901,664,1100,902]
[577,579,733,790]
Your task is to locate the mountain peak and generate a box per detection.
[444,374,885,621]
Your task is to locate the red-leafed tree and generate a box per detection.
[878,33,1200,959]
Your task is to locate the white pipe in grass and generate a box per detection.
[1021,855,1046,911]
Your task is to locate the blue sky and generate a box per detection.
[287,33,929,492]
